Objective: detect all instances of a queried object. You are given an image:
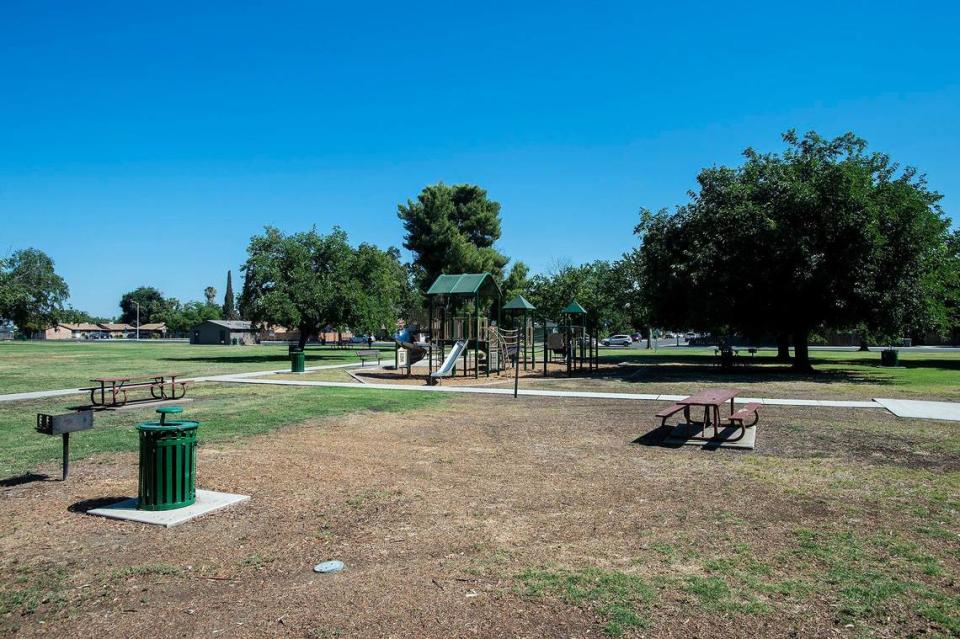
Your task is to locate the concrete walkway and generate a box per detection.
[874,398,960,422]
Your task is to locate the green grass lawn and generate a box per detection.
[0,382,444,478]
[0,341,393,394]
[594,346,960,399]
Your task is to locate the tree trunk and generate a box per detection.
[791,329,813,372]
[858,338,870,352]
[646,327,653,350]
[775,333,792,362]
[297,327,308,349]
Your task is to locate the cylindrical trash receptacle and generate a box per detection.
[881,349,899,367]
[291,349,305,373]
[136,407,198,511]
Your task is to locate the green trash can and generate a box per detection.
[881,349,899,367]
[136,407,198,511]
[291,348,305,373]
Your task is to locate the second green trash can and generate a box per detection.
[136,407,198,511]
[291,348,305,373]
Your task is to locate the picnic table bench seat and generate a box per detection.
[655,403,686,427]
[355,349,381,366]
[727,402,761,427]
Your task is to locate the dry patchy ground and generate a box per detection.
[1,392,959,638]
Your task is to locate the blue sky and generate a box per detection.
[2,1,958,317]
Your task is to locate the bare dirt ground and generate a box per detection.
[2,392,958,638]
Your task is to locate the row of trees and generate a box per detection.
[118,271,239,335]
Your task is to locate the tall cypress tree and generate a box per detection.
[223,270,237,320]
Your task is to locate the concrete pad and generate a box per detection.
[874,398,960,421]
[663,423,756,450]
[87,489,250,527]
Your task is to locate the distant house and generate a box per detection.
[191,320,257,345]
[133,322,167,338]
[97,323,132,338]
[258,324,299,343]
[43,323,104,340]
[0,321,14,341]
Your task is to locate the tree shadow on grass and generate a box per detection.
[603,363,893,388]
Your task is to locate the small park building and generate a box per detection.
[190,320,257,345]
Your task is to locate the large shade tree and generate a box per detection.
[119,287,173,325]
[239,227,406,347]
[397,183,509,292]
[635,130,949,371]
[0,248,69,335]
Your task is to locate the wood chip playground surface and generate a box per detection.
[1,342,959,637]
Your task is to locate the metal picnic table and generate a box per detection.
[677,388,739,439]
[87,373,187,408]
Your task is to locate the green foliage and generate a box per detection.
[204,286,217,305]
[0,248,69,335]
[527,259,638,333]
[119,286,174,325]
[634,130,949,370]
[503,260,531,301]
[222,270,238,320]
[56,307,111,325]
[239,226,406,344]
[161,300,221,335]
[397,183,509,292]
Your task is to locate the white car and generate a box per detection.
[601,334,632,347]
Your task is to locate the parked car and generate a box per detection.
[630,332,642,342]
[601,334,632,347]
[664,332,675,339]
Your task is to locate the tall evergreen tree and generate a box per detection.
[397,183,509,292]
[223,271,237,320]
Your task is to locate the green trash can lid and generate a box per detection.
[137,419,198,431]
[137,406,197,430]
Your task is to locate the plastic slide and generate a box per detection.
[430,340,467,379]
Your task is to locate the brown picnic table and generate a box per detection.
[677,388,739,438]
[86,373,189,408]
[655,387,762,443]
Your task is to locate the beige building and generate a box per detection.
[134,322,167,338]
[43,323,103,340]
[97,323,132,338]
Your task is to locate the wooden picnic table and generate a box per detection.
[87,373,187,407]
[677,388,739,439]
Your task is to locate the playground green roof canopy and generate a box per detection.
[426,273,502,298]
[504,294,536,311]
[562,299,587,314]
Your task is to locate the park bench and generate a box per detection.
[355,349,381,367]
[82,373,189,408]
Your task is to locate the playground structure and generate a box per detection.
[424,273,504,383]
[398,273,600,385]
